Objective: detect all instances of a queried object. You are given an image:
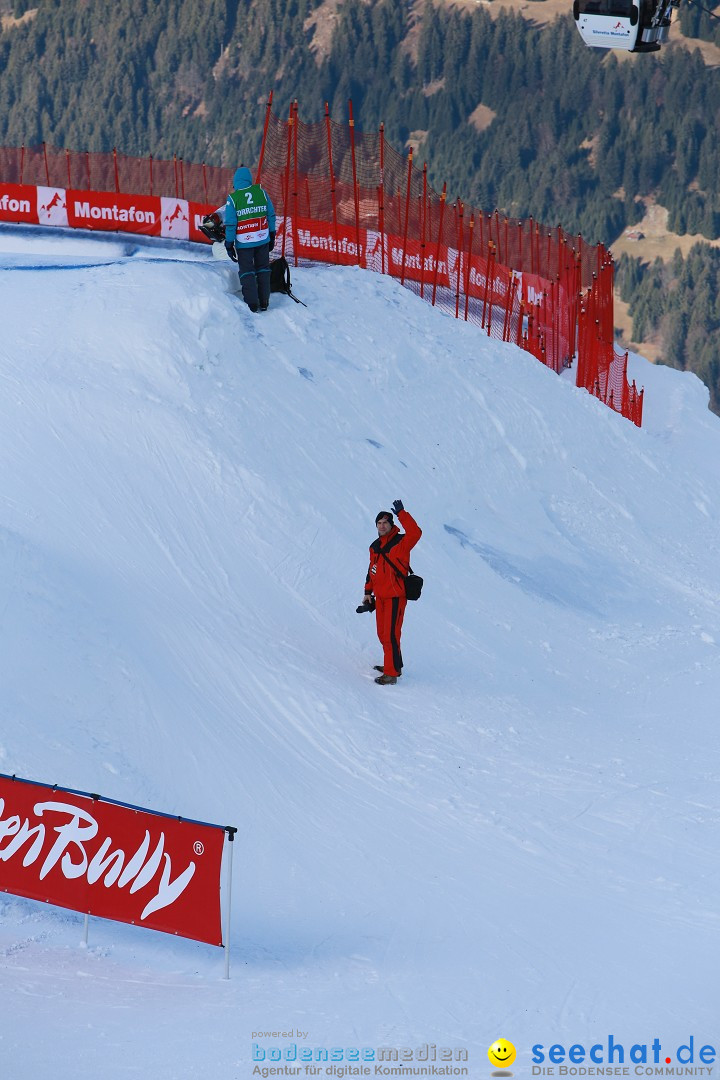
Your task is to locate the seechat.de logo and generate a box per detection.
[531,1036,717,1072]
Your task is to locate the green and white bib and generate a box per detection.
[229,184,270,245]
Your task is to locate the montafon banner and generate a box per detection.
[66,189,162,235]
[0,774,226,946]
[0,183,39,225]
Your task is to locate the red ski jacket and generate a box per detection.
[364,510,422,600]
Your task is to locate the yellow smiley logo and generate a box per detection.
[488,1039,516,1069]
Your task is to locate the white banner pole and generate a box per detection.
[223,827,237,980]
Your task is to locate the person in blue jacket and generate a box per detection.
[224,166,277,313]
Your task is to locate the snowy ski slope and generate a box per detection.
[1,225,720,1078]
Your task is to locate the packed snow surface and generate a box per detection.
[1,224,719,1078]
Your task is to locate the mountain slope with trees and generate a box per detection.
[1,0,720,409]
[3,0,720,244]
[617,244,720,412]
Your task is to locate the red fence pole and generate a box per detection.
[431,183,447,307]
[281,101,293,259]
[571,250,581,359]
[400,146,413,287]
[113,148,120,193]
[454,201,463,320]
[420,163,427,299]
[348,99,362,266]
[20,144,25,185]
[42,142,49,185]
[482,242,494,332]
[66,149,71,189]
[379,121,386,275]
[325,102,340,265]
[417,193,422,283]
[149,154,153,196]
[503,274,515,342]
[464,213,474,322]
[292,100,300,266]
[202,162,208,203]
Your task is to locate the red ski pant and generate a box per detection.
[375,595,406,677]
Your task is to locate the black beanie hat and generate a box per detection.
[375,511,394,526]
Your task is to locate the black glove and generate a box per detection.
[269,231,276,252]
[225,241,237,263]
[392,499,404,514]
[356,597,376,613]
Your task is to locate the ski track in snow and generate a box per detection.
[1,223,720,1075]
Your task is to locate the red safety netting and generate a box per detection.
[576,259,643,425]
[0,143,232,205]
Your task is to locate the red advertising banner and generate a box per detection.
[0,775,226,946]
[66,189,162,236]
[518,270,554,307]
[288,216,367,266]
[467,253,516,305]
[383,231,452,289]
[0,183,39,224]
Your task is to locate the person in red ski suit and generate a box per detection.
[358,500,422,685]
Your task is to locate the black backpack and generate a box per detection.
[269,257,306,306]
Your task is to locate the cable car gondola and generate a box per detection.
[573,0,678,51]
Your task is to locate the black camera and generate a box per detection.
[356,597,376,613]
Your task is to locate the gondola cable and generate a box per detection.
[683,0,720,19]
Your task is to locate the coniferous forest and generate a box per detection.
[1,0,720,410]
[617,245,720,413]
